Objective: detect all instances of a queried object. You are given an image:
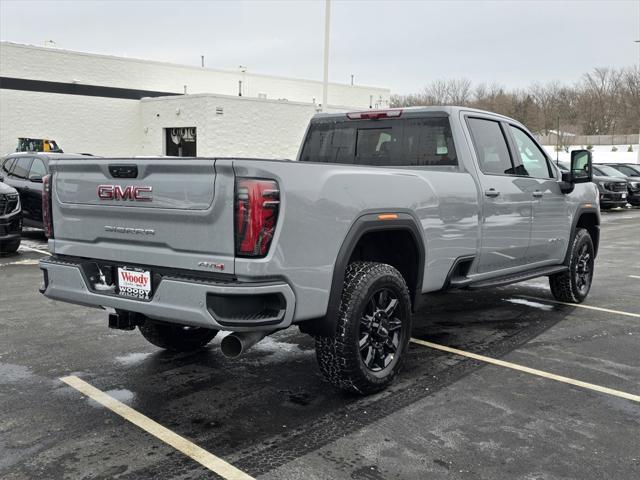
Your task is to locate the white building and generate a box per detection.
[0,42,390,158]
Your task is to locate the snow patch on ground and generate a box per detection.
[505,298,555,311]
[114,352,153,366]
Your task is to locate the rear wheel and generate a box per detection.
[315,262,412,395]
[139,320,218,352]
[549,228,594,303]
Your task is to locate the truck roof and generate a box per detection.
[314,105,517,123]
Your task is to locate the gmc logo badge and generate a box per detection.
[97,185,153,201]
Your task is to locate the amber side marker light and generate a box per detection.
[377,213,398,220]
[583,203,593,208]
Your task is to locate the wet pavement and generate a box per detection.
[1,211,639,479]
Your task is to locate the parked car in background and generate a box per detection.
[559,162,628,210]
[0,180,22,254]
[602,163,640,178]
[1,152,94,228]
[593,164,639,207]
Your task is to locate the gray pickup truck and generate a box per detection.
[40,107,600,394]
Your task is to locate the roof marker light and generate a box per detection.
[346,109,403,120]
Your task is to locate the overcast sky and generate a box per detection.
[1,0,639,93]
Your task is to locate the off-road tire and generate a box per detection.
[549,228,594,303]
[315,261,412,395]
[139,320,218,352]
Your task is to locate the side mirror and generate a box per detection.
[29,174,43,183]
[570,149,592,184]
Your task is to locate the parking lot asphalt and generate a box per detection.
[1,210,639,480]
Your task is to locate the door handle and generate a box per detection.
[484,188,500,198]
[532,191,544,198]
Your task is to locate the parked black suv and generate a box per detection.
[592,164,637,208]
[0,181,22,254]
[558,162,628,209]
[1,153,93,229]
[601,163,640,206]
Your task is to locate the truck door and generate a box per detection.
[466,117,532,273]
[505,125,569,263]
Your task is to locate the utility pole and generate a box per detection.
[322,0,331,111]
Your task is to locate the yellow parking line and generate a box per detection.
[628,275,640,280]
[60,376,254,480]
[519,295,640,319]
[410,338,640,403]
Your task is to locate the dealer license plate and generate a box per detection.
[117,267,151,300]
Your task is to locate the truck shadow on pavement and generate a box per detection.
[107,284,575,478]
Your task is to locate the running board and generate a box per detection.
[449,265,568,290]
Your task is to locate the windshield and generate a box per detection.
[595,165,627,177]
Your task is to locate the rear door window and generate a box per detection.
[467,118,515,175]
[300,117,457,167]
[11,157,33,179]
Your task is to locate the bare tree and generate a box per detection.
[390,66,638,137]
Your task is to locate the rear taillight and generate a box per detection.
[42,174,54,238]
[234,178,280,257]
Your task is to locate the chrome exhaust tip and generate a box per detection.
[220,331,270,358]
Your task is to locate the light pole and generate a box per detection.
[322,0,331,112]
[636,40,639,163]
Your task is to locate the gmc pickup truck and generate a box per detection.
[40,107,600,395]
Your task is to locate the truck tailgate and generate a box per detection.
[50,158,236,274]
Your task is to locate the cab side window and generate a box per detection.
[509,126,553,179]
[11,158,33,179]
[467,118,515,175]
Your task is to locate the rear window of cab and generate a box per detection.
[300,117,457,167]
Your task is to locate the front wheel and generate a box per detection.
[549,228,594,303]
[315,262,412,395]
[0,238,20,255]
[139,319,218,352]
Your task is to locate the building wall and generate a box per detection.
[0,89,141,156]
[140,94,331,159]
[1,42,390,109]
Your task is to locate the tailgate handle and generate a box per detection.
[109,164,138,179]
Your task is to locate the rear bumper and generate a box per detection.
[39,256,296,331]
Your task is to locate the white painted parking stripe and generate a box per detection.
[19,245,51,256]
[519,295,640,318]
[60,375,255,480]
[628,275,640,280]
[410,338,640,403]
